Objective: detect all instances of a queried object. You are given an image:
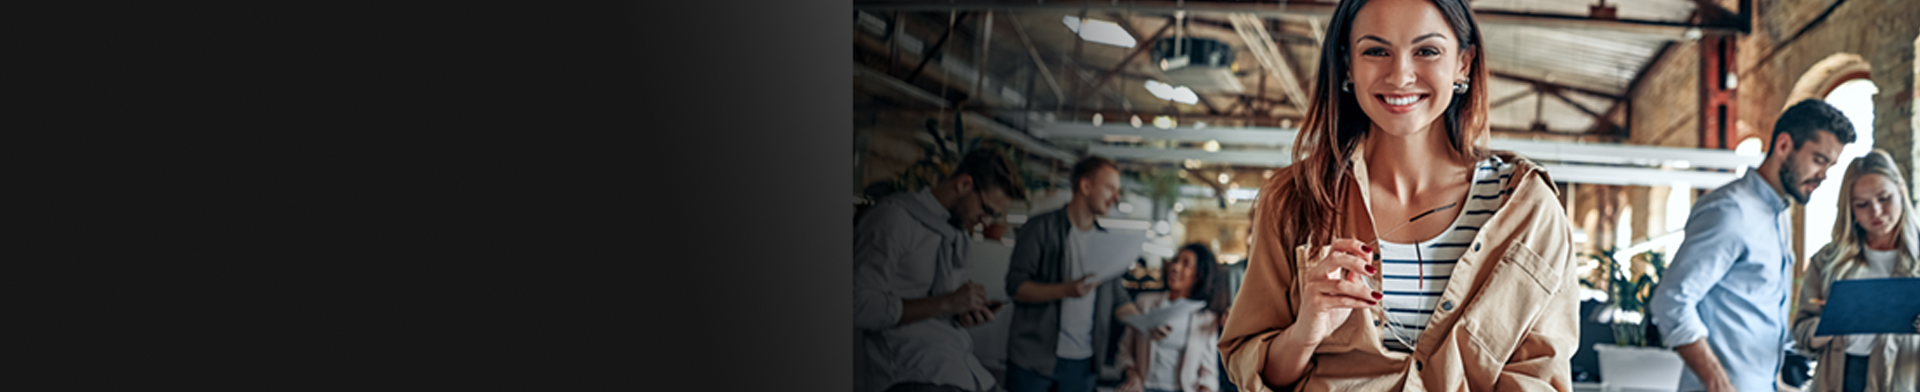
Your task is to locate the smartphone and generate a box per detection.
[985,300,1007,312]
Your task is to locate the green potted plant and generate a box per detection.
[1589,248,1682,391]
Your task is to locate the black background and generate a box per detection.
[5,1,846,389]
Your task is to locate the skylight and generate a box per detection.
[1144,80,1199,104]
[1061,16,1137,48]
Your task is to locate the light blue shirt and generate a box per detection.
[1649,169,1796,392]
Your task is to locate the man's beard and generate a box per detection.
[1779,158,1812,204]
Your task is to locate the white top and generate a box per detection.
[1146,299,1193,390]
[1056,225,1097,359]
[1845,247,1898,356]
[1375,157,1514,351]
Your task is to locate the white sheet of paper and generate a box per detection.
[1123,298,1207,331]
[1085,231,1147,283]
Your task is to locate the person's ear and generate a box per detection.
[1456,48,1474,76]
[1772,132,1796,158]
[955,174,975,193]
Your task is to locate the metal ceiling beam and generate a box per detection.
[1089,145,1295,167]
[1041,122,1760,169]
[856,64,1078,161]
[1084,143,1742,188]
[1540,86,1623,133]
[1071,20,1175,104]
[1490,89,1535,109]
[1009,17,1065,105]
[851,0,1741,36]
[1228,13,1308,112]
[1490,71,1624,101]
[905,12,969,84]
[1037,123,1298,146]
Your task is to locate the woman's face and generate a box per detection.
[1850,173,1903,240]
[1347,0,1472,137]
[1168,250,1198,292]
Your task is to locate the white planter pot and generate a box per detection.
[1594,343,1685,392]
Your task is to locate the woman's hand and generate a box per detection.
[1290,238,1380,346]
[1810,335,1835,350]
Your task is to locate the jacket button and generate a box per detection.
[1441,300,1455,311]
[1472,242,1482,252]
[1374,318,1383,327]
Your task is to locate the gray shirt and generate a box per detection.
[1056,226,1096,359]
[852,189,995,392]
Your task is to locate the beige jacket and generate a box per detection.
[1120,291,1222,392]
[1218,149,1579,392]
[1791,242,1920,392]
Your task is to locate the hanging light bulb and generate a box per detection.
[1203,140,1220,152]
[1217,173,1230,183]
[1153,115,1175,129]
[1130,115,1143,128]
[1092,113,1104,126]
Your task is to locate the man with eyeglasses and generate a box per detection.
[854,148,1029,392]
[1005,156,1144,392]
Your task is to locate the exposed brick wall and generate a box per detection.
[1631,41,1701,149]
[1734,0,1920,194]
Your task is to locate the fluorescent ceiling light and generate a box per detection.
[1144,80,1199,104]
[1061,16,1137,48]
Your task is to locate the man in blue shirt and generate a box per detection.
[1650,99,1857,392]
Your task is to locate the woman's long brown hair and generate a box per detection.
[1256,0,1491,249]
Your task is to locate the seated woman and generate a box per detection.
[1791,150,1920,392]
[1216,0,1579,390]
[1119,244,1229,392]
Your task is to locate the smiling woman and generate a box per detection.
[1219,0,1578,390]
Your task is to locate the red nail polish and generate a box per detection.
[1366,265,1377,274]
[1372,291,1383,300]
[1361,244,1372,253]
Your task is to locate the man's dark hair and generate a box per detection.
[951,148,1028,201]
[1068,156,1119,194]
[1772,99,1857,153]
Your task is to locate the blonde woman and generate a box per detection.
[1792,150,1920,392]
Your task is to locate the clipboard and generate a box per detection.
[1085,231,1147,283]
[1813,278,1920,336]
[1122,298,1207,331]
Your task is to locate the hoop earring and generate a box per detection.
[1342,80,1353,93]
[1453,78,1470,94]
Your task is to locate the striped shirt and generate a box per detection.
[1376,157,1516,351]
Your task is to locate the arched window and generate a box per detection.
[1804,78,1878,260]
